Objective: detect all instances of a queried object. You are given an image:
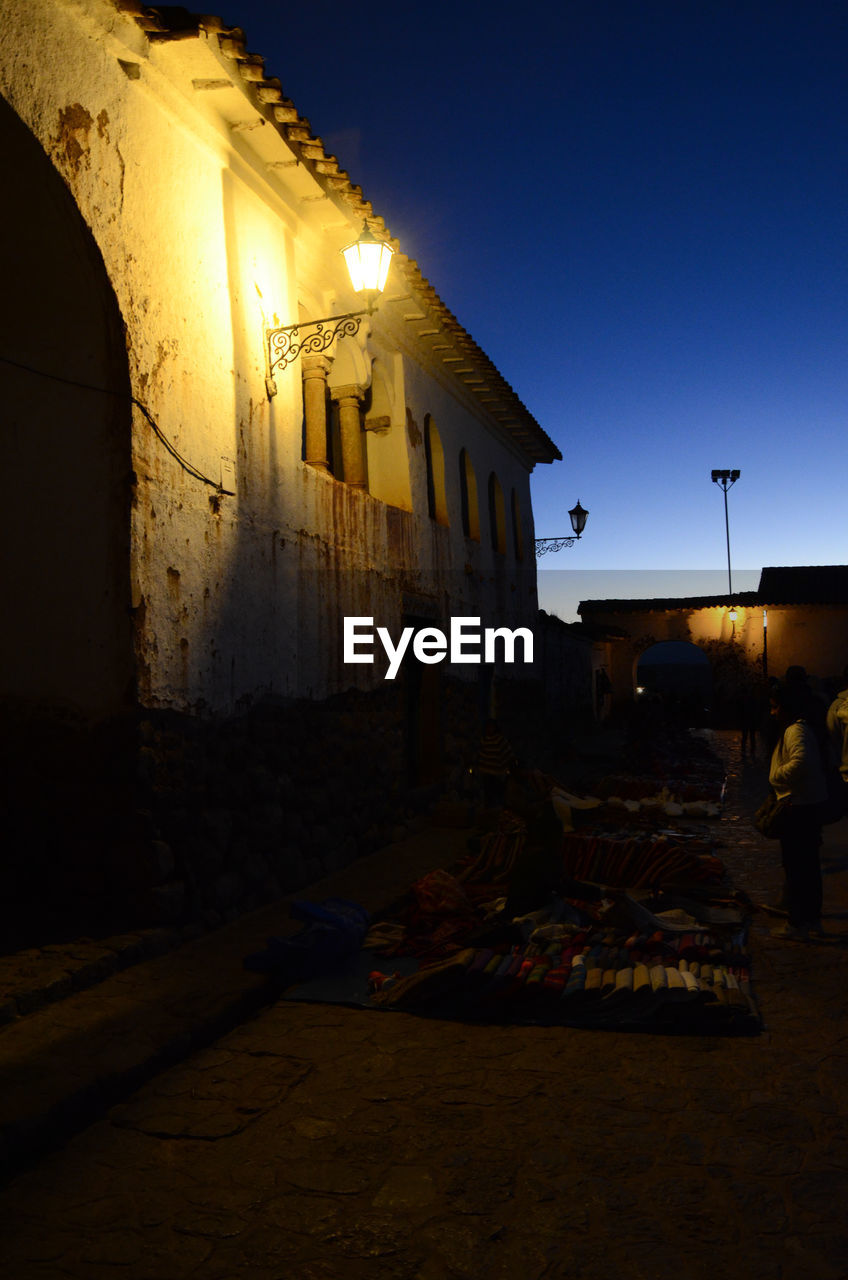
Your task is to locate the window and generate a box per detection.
[459,449,480,540]
[488,472,506,554]
[511,488,524,560]
[424,416,448,524]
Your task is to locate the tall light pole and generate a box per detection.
[711,469,740,597]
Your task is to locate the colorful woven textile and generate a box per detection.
[369,916,759,1034]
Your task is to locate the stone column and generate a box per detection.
[301,355,331,471]
[333,384,367,488]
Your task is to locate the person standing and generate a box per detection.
[740,674,767,755]
[826,666,848,817]
[768,681,827,940]
[476,719,516,809]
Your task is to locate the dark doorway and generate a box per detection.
[636,641,712,727]
[404,617,445,787]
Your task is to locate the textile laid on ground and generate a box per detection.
[365,895,757,1034]
[558,832,726,889]
[272,859,758,1034]
[355,740,759,1032]
[369,823,733,965]
[257,731,760,1033]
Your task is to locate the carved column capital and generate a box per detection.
[301,354,333,379]
[330,383,365,404]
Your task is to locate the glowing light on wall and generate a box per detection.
[341,226,394,294]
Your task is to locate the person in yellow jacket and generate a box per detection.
[826,666,848,814]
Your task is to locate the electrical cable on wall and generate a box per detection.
[0,354,232,493]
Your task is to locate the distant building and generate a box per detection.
[579,565,848,717]
[0,1,562,940]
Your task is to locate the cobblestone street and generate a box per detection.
[1,730,847,1280]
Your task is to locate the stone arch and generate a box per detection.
[0,94,135,947]
[328,329,373,390]
[363,358,412,510]
[0,94,133,717]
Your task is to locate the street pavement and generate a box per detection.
[0,729,847,1280]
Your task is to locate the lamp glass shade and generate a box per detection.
[342,228,394,294]
[568,500,588,537]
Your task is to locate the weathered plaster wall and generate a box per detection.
[748,605,848,685]
[1,0,545,718]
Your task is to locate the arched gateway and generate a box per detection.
[636,640,713,726]
[1,94,134,945]
[0,95,134,716]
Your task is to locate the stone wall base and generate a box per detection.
[1,668,590,952]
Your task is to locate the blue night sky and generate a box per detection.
[230,0,847,618]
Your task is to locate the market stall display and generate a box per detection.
[250,728,761,1034]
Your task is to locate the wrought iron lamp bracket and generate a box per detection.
[535,536,579,557]
[265,309,369,397]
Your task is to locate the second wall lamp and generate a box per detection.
[535,500,589,556]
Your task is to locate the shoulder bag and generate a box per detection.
[754,791,790,839]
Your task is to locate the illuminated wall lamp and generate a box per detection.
[265,226,395,398]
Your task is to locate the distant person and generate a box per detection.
[502,771,564,916]
[826,666,848,817]
[595,667,612,721]
[767,681,827,940]
[739,675,766,756]
[476,719,516,809]
[762,676,781,754]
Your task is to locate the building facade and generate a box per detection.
[0,1,561,940]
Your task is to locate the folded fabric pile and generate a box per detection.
[560,832,726,890]
[369,916,758,1034]
[456,827,526,886]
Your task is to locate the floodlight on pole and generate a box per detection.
[711,469,740,598]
